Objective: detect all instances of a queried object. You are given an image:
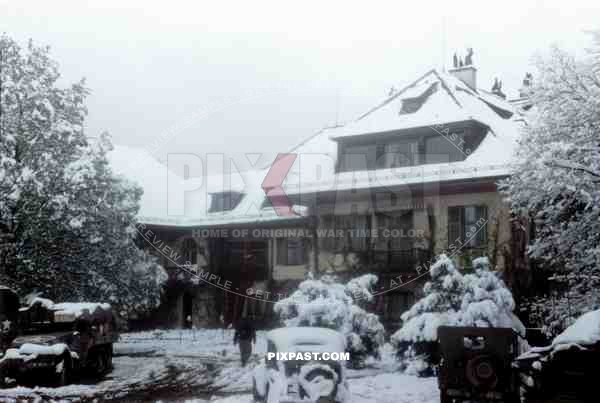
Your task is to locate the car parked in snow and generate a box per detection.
[516,309,600,403]
[0,287,117,387]
[252,327,350,403]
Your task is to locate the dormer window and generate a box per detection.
[336,123,488,173]
[399,82,439,115]
[209,191,244,213]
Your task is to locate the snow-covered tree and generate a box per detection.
[501,32,600,335]
[461,258,526,336]
[391,255,525,375]
[390,255,464,374]
[0,35,166,317]
[274,273,385,368]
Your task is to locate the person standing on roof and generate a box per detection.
[234,316,256,366]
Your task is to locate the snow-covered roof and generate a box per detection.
[108,145,307,227]
[266,327,346,352]
[281,70,523,195]
[110,69,525,226]
[330,69,517,139]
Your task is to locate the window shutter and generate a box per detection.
[334,215,347,251]
[277,239,288,265]
[476,205,488,245]
[350,215,369,251]
[376,143,386,168]
[319,215,333,251]
[448,206,461,246]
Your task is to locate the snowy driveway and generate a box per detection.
[201,373,439,403]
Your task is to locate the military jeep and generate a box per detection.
[437,326,520,403]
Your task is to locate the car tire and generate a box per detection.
[302,367,338,402]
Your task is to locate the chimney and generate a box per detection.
[491,78,506,99]
[449,65,477,90]
[519,72,533,98]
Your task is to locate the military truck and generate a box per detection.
[0,286,118,387]
[437,326,520,403]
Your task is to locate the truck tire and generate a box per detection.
[91,345,112,376]
[106,344,113,370]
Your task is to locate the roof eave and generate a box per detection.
[331,119,491,143]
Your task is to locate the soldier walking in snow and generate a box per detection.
[234,316,256,366]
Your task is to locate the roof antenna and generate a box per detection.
[335,87,340,127]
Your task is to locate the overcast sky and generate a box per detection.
[2,0,600,173]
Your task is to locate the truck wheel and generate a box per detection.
[106,345,113,370]
[93,347,110,376]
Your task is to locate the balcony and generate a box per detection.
[371,248,432,274]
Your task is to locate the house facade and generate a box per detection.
[110,64,529,330]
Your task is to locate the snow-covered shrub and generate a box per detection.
[274,273,385,368]
[391,255,525,375]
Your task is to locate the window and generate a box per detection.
[424,133,464,163]
[337,126,488,173]
[399,82,439,114]
[225,240,268,280]
[336,215,370,251]
[389,212,414,252]
[339,144,377,172]
[319,214,370,252]
[376,141,417,169]
[448,206,487,248]
[374,211,415,267]
[348,214,369,251]
[182,238,198,265]
[209,192,244,213]
[383,292,415,320]
[277,238,306,266]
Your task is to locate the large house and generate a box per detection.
[110,63,531,330]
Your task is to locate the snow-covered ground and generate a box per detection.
[189,374,438,403]
[0,329,438,402]
[116,328,268,360]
